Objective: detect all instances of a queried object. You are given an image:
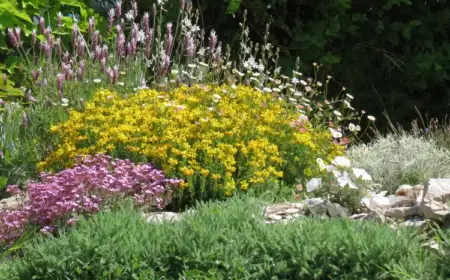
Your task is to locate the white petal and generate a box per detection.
[332,156,351,168]
[316,158,326,170]
[352,168,372,181]
[306,178,322,192]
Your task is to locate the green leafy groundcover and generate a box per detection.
[0,197,445,280]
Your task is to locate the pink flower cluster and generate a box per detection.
[0,154,181,244]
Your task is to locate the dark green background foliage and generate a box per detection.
[0,197,445,279]
[195,0,450,130]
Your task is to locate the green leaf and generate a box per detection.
[226,0,241,15]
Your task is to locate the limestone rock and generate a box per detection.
[382,206,418,219]
[305,198,327,216]
[263,202,306,216]
[418,179,450,222]
[362,194,414,211]
[400,217,428,232]
[325,201,349,217]
[0,195,27,210]
[143,212,181,223]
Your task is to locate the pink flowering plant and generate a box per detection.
[0,154,181,246]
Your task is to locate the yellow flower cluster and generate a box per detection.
[40,85,343,197]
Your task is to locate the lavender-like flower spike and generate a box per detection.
[185,32,195,57]
[57,12,62,29]
[88,17,95,35]
[209,30,217,54]
[100,58,106,73]
[116,33,125,57]
[145,29,153,58]
[39,16,45,34]
[116,1,122,19]
[62,52,69,64]
[142,13,150,35]
[72,23,78,51]
[159,54,171,76]
[164,23,173,55]
[56,73,64,98]
[107,9,115,34]
[101,45,109,61]
[131,0,138,18]
[43,42,52,61]
[214,42,222,63]
[7,28,19,48]
[31,29,37,45]
[94,46,102,62]
[55,38,62,56]
[14,28,21,46]
[91,30,99,51]
[78,60,85,81]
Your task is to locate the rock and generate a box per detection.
[418,179,450,222]
[267,214,283,221]
[285,208,300,214]
[396,184,424,200]
[349,213,368,220]
[263,202,307,216]
[382,206,418,219]
[362,195,414,211]
[143,212,181,223]
[0,195,27,210]
[362,209,386,223]
[325,201,349,217]
[400,217,428,232]
[305,198,328,216]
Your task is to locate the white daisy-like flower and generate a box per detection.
[355,125,361,131]
[212,94,221,102]
[293,91,303,97]
[329,128,343,138]
[291,77,299,84]
[352,168,372,181]
[332,156,351,168]
[300,80,307,86]
[346,93,354,99]
[348,123,356,131]
[367,115,376,121]
[306,178,322,192]
[316,81,323,87]
[263,87,272,93]
[333,110,342,116]
[305,86,312,92]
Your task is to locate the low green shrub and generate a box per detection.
[0,196,442,279]
[347,133,450,193]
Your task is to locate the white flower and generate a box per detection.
[337,172,358,189]
[346,93,354,99]
[332,156,351,168]
[293,91,302,97]
[137,30,145,42]
[316,81,323,87]
[291,77,299,84]
[305,86,312,92]
[197,47,206,56]
[367,115,376,121]
[329,128,343,138]
[61,98,69,107]
[212,94,221,102]
[352,168,372,181]
[300,80,308,86]
[93,79,101,83]
[348,123,356,131]
[117,82,125,86]
[263,87,272,93]
[333,110,342,116]
[125,10,135,21]
[316,158,326,170]
[355,125,361,131]
[306,178,322,192]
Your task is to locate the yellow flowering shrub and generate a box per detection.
[40,85,343,199]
